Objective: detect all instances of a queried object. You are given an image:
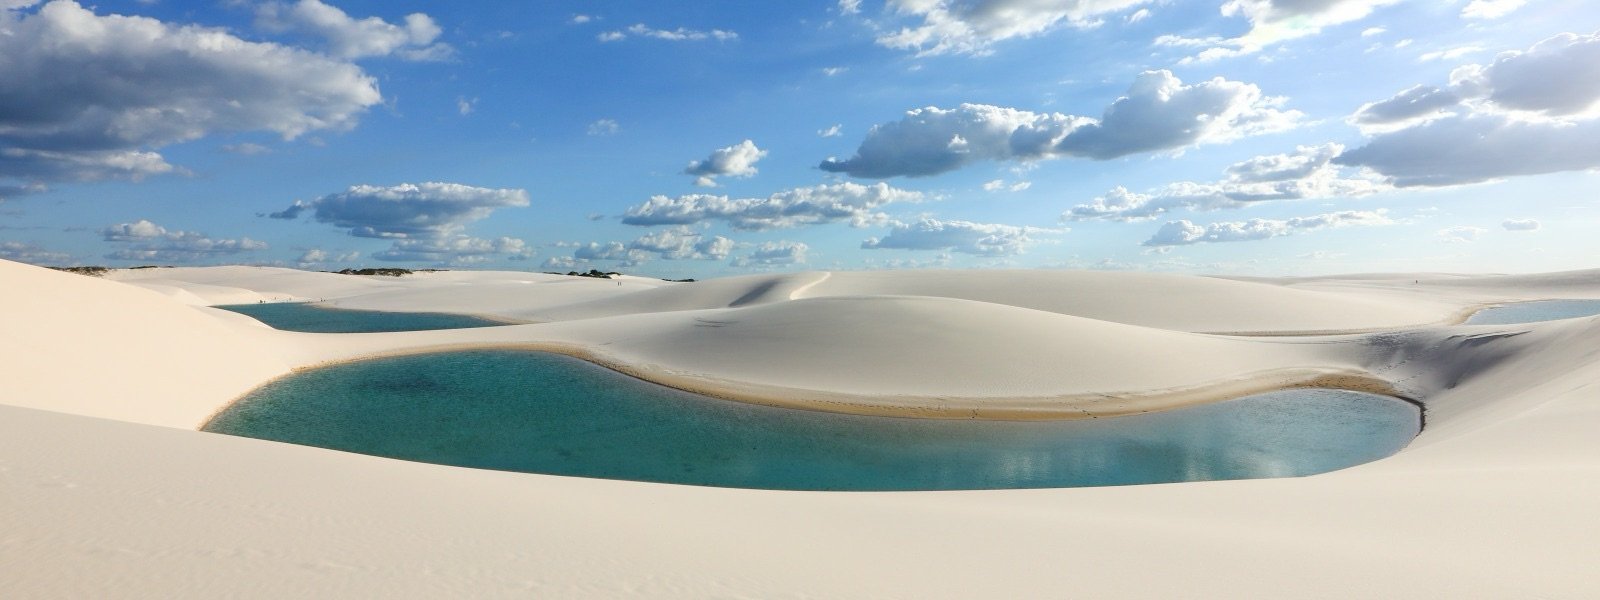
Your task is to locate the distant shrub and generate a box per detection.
[561,269,622,279]
[336,268,413,277]
[48,266,109,277]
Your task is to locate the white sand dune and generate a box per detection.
[3,258,1599,597]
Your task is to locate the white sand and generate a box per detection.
[3,259,1599,597]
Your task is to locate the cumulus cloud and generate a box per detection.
[0,1,381,185]
[1501,218,1540,231]
[295,248,360,266]
[267,182,533,265]
[1176,0,1401,62]
[1337,32,1600,186]
[560,228,733,268]
[373,236,533,263]
[684,140,767,187]
[1336,114,1600,187]
[1066,143,1385,221]
[869,0,1152,56]
[254,0,451,61]
[731,241,808,268]
[0,240,71,265]
[1349,85,1463,129]
[599,23,737,42]
[625,227,734,260]
[818,124,843,138]
[101,219,268,262]
[588,119,620,136]
[1142,210,1392,246]
[819,70,1298,178]
[621,182,924,230]
[861,218,1055,256]
[1461,0,1526,20]
[221,143,273,155]
[1437,225,1487,242]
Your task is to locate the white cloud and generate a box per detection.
[1461,0,1526,20]
[818,124,844,138]
[1180,0,1401,62]
[0,1,381,185]
[1337,32,1600,186]
[1361,26,1386,37]
[1419,46,1483,62]
[1067,144,1386,221]
[684,140,767,187]
[871,0,1152,57]
[861,218,1055,256]
[1348,85,1463,130]
[1437,225,1487,242]
[221,143,272,155]
[571,14,593,24]
[1142,210,1392,246]
[255,0,451,61]
[820,70,1298,177]
[1501,218,1540,231]
[621,181,924,230]
[267,182,532,264]
[542,256,584,270]
[838,0,862,15]
[1126,8,1151,23]
[731,241,807,267]
[983,179,1031,192]
[587,119,620,135]
[101,219,268,262]
[624,227,734,260]
[600,23,737,43]
[295,248,360,266]
[0,240,71,265]
[822,66,849,76]
[457,96,477,116]
[373,235,533,264]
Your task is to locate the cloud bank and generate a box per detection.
[269,182,533,265]
[101,219,268,262]
[820,71,1298,178]
[862,218,1054,256]
[621,182,924,230]
[0,1,381,185]
[1143,210,1392,246]
[1337,32,1600,187]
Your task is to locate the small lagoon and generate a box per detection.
[205,350,1420,491]
[1463,299,1600,325]
[215,302,506,333]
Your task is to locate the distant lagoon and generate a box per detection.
[215,302,507,333]
[1464,299,1600,325]
[205,350,1421,491]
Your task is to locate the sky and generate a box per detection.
[1,0,1598,279]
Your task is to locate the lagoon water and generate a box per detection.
[205,350,1420,491]
[1464,299,1600,325]
[215,302,506,333]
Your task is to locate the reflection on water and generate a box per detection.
[1464,299,1600,325]
[205,350,1420,491]
[214,302,505,333]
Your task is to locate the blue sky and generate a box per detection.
[1,0,1597,278]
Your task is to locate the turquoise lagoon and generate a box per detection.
[205,350,1421,491]
[215,302,506,333]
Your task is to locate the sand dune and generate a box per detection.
[3,259,1598,597]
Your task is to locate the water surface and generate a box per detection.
[206,350,1419,491]
[215,302,506,333]
[1464,299,1600,325]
